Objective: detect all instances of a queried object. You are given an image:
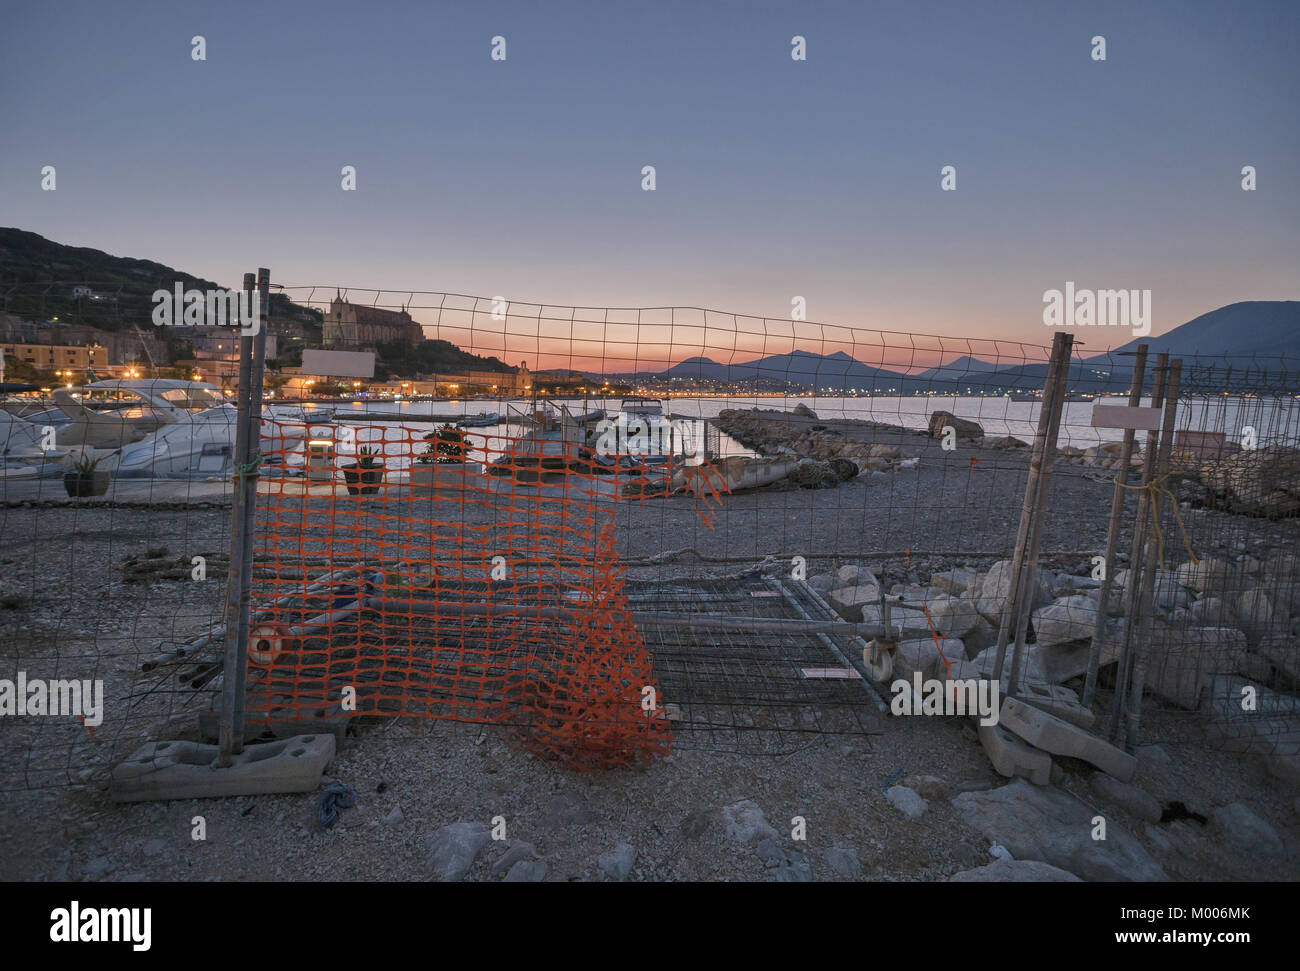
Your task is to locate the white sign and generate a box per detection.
[1090,404,1162,431]
[301,349,375,379]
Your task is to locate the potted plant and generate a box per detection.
[63,452,110,498]
[410,424,482,492]
[342,446,385,496]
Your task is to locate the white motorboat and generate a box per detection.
[0,379,311,479]
[620,397,665,417]
[50,379,229,449]
[113,403,239,477]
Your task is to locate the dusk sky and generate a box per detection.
[3,0,1297,369]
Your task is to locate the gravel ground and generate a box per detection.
[2,421,1298,881]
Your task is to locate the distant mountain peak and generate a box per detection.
[1090,300,1300,360]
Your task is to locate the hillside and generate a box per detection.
[1097,301,1300,360]
[0,229,518,377]
[915,354,1005,380]
[376,338,513,377]
[0,227,320,332]
[632,301,1299,394]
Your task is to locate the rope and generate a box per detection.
[918,601,958,678]
[316,781,356,828]
[233,451,262,479]
[1113,470,1200,568]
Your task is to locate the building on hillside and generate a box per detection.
[1,341,108,371]
[322,296,424,348]
[278,361,531,397]
[0,318,165,368]
[417,362,531,395]
[70,286,114,302]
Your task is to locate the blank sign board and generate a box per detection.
[301,348,376,379]
[1090,404,1163,430]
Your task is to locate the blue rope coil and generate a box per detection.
[317,781,356,828]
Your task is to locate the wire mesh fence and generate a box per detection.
[3,277,1299,791]
[1108,363,1300,755]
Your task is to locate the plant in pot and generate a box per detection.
[64,452,111,498]
[411,424,481,492]
[342,445,385,496]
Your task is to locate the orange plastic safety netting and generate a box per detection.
[243,413,725,770]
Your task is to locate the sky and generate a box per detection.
[2,0,1297,371]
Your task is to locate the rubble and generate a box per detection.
[999,697,1137,781]
[952,780,1167,881]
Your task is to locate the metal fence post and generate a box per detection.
[229,269,270,753]
[218,271,258,767]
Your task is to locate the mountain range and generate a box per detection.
[5,228,1294,393]
[629,301,1299,394]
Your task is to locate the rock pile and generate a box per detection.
[811,550,1300,768]
[714,408,919,481]
[1171,446,1300,519]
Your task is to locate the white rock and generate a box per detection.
[971,644,1048,684]
[894,636,964,681]
[948,859,1082,882]
[827,584,883,622]
[1113,569,1188,611]
[885,785,929,820]
[1089,772,1162,823]
[927,595,980,637]
[1236,589,1276,646]
[1190,596,1231,625]
[976,559,1053,623]
[722,800,778,845]
[1032,596,1100,647]
[598,843,637,881]
[807,573,836,594]
[425,822,493,881]
[893,637,940,681]
[952,780,1167,881]
[1174,558,1238,594]
[1209,802,1285,855]
[836,564,877,586]
[823,846,862,879]
[931,568,980,597]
